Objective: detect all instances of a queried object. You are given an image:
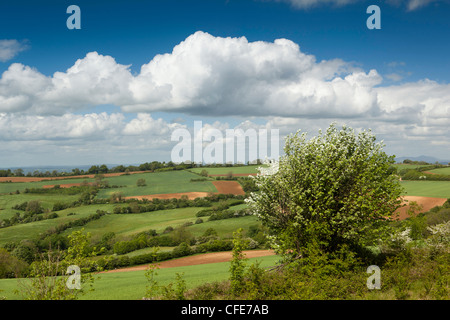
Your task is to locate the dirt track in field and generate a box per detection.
[394,196,447,220]
[103,250,276,273]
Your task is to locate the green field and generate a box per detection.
[189,165,263,175]
[0,254,280,300]
[400,180,450,198]
[0,203,117,245]
[96,171,218,198]
[0,193,80,220]
[69,206,204,239]
[0,177,98,194]
[427,167,450,175]
[392,164,433,171]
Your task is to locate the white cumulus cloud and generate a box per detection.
[0,31,448,156]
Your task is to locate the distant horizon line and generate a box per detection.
[1,155,449,172]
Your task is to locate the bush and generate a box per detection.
[136,178,147,187]
[172,242,193,258]
[0,248,28,278]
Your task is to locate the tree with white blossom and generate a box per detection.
[246,123,404,261]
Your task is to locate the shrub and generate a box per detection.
[172,242,193,258]
[136,179,147,187]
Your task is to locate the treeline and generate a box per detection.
[111,193,245,214]
[397,163,450,181]
[39,210,107,240]
[103,238,235,270]
[0,160,264,178]
[401,159,448,165]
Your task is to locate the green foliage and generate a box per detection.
[247,123,404,259]
[229,228,249,295]
[400,169,450,181]
[0,248,28,278]
[136,178,147,187]
[172,242,193,258]
[18,229,102,300]
[143,247,187,300]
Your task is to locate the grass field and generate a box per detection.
[0,254,279,300]
[189,165,263,175]
[188,215,258,238]
[0,203,117,245]
[69,206,204,239]
[0,176,104,194]
[0,193,80,220]
[392,164,433,171]
[400,180,450,198]
[96,171,218,199]
[426,167,450,175]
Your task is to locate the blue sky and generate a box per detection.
[0,0,449,167]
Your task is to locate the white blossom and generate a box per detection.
[257,158,279,176]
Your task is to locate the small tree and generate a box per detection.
[25,200,43,215]
[229,228,248,295]
[19,229,102,300]
[137,178,147,187]
[246,123,404,261]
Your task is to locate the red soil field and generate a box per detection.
[394,196,447,220]
[103,250,276,273]
[211,181,246,195]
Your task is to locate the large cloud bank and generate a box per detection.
[0,31,448,164]
[1,31,448,126]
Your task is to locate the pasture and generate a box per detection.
[400,180,450,198]
[426,167,450,175]
[189,165,262,175]
[392,164,432,171]
[96,171,218,199]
